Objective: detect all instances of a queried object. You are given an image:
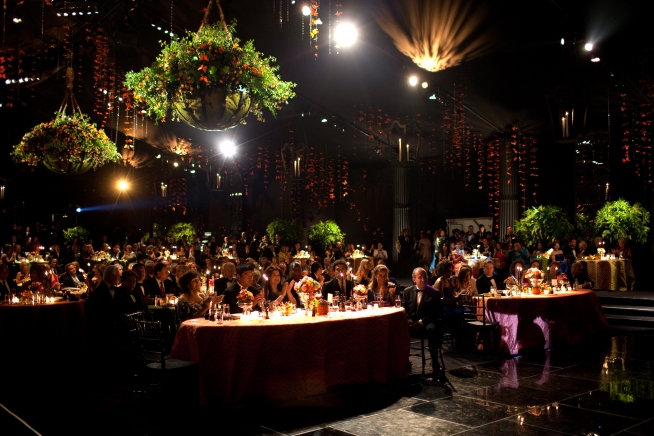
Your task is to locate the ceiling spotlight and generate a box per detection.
[173,162,179,167]
[591,57,600,62]
[76,207,82,213]
[117,180,129,191]
[421,82,428,89]
[560,38,565,45]
[584,42,593,51]
[220,141,236,157]
[408,76,418,86]
[155,154,162,159]
[321,118,328,123]
[63,12,68,16]
[302,5,311,16]
[12,17,22,23]
[334,23,357,47]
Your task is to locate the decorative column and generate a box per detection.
[499,140,519,237]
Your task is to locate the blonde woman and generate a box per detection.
[16,261,30,283]
[355,258,372,286]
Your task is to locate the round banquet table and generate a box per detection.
[170,307,409,407]
[483,290,608,355]
[576,259,635,291]
[0,301,87,372]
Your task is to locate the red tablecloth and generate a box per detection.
[171,308,409,407]
[484,290,608,354]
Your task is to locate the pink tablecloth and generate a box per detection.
[485,290,608,354]
[171,308,409,407]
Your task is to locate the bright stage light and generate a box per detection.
[117,180,129,191]
[302,5,311,16]
[421,82,428,89]
[560,38,565,45]
[584,42,593,51]
[76,207,82,213]
[221,141,237,157]
[334,23,357,47]
[591,57,600,63]
[408,76,418,86]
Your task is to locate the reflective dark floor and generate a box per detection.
[2,334,654,435]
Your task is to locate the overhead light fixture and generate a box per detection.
[173,162,179,167]
[12,17,22,24]
[321,118,328,123]
[584,42,593,51]
[408,76,418,86]
[302,5,311,16]
[220,141,236,157]
[421,82,428,89]
[117,180,129,191]
[334,23,358,47]
[560,38,565,45]
[591,57,600,63]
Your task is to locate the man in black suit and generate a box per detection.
[563,238,578,263]
[214,262,236,295]
[222,262,264,313]
[60,263,85,288]
[143,262,177,298]
[476,261,505,294]
[321,259,353,300]
[402,267,443,376]
[0,264,16,299]
[131,263,153,307]
[332,241,345,261]
[237,232,248,258]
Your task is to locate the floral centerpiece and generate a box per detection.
[294,250,311,259]
[293,276,321,313]
[125,22,296,130]
[12,113,120,175]
[524,268,544,294]
[278,301,295,316]
[236,289,254,315]
[353,284,368,298]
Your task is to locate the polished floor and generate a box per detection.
[2,333,654,435]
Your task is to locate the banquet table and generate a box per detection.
[483,290,608,355]
[171,307,409,407]
[577,259,635,291]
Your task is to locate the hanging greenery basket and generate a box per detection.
[12,113,120,175]
[173,86,252,131]
[125,21,296,131]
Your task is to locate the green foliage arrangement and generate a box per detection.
[594,199,650,244]
[514,205,573,246]
[168,222,197,242]
[266,219,304,245]
[63,226,91,246]
[308,220,345,253]
[575,212,594,238]
[125,22,296,124]
[11,113,120,175]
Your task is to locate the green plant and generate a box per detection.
[63,226,91,246]
[594,199,650,244]
[575,212,594,239]
[266,219,304,245]
[308,220,345,253]
[167,222,196,242]
[513,205,573,246]
[125,21,296,124]
[12,113,120,173]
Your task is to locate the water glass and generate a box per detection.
[223,304,230,319]
[217,306,224,325]
[394,295,401,308]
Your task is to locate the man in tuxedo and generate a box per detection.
[402,267,443,376]
[0,264,16,299]
[60,263,85,288]
[221,236,230,253]
[214,262,236,295]
[144,262,177,298]
[237,232,248,258]
[321,259,353,300]
[576,240,589,259]
[130,263,152,307]
[476,261,504,294]
[332,241,345,261]
[563,238,578,263]
[222,263,264,313]
[259,235,274,261]
[308,261,325,284]
[569,263,594,289]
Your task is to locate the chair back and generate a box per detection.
[461,294,487,325]
[137,320,166,369]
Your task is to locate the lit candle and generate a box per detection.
[398,138,402,162]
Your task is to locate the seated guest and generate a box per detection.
[477,260,504,294]
[176,271,224,322]
[122,245,137,263]
[121,270,140,305]
[507,241,530,264]
[130,263,152,307]
[321,259,353,300]
[307,261,325,284]
[173,264,190,295]
[493,242,508,273]
[87,264,106,294]
[222,263,264,314]
[401,267,443,376]
[354,258,372,286]
[509,260,527,286]
[373,242,388,261]
[458,265,478,296]
[550,240,569,275]
[367,264,396,305]
[262,265,298,305]
[213,262,236,295]
[577,240,589,258]
[60,262,85,288]
[531,242,545,257]
[15,261,30,283]
[144,262,177,298]
[0,264,17,299]
[530,259,541,269]
[617,238,631,260]
[434,260,462,321]
[562,238,578,263]
[569,263,594,289]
